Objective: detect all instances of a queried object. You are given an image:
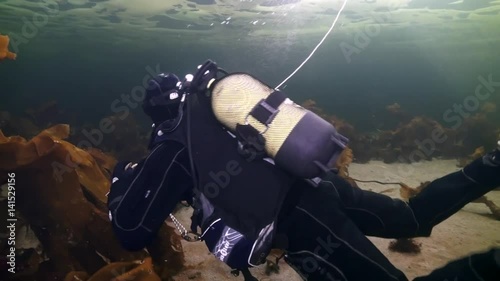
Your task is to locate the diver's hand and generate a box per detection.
[482,140,500,167]
[110,161,136,186]
[492,140,500,166]
[106,160,146,224]
[462,140,500,186]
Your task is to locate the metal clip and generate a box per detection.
[244,114,270,135]
[182,232,201,242]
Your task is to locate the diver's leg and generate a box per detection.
[319,151,500,238]
[278,183,408,281]
[319,174,421,238]
[413,248,500,281]
[409,155,500,235]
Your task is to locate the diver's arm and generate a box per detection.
[107,140,193,251]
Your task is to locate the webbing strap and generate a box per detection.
[249,90,287,125]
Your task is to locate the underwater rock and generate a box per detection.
[0,125,184,280]
[0,34,17,61]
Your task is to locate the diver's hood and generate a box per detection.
[143,73,182,124]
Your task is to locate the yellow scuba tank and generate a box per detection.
[209,73,348,179]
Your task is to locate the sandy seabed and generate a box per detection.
[170,159,500,281]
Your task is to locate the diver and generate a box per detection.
[107,62,500,281]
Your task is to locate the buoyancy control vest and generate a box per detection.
[149,81,296,278]
[163,92,296,240]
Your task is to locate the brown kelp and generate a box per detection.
[0,125,184,280]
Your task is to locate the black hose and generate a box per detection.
[351,178,403,186]
[186,95,198,192]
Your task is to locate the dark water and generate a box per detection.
[1,0,499,132]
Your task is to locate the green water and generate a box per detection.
[1,0,499,131]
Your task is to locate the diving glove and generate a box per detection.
[491,140,500,165]
[462,140,500,186]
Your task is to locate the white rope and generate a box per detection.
[275,0,349,90]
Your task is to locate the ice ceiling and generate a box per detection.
[0,0,497,65]
[1,0,499,36]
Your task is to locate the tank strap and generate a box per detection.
[235,124,267,161]
[237,90,286,162]
[249,90,287,126]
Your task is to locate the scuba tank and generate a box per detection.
[208,71,348,179]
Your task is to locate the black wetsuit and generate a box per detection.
[108,70,500,280]
[109,118,500,281]
[276,161,500,281]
